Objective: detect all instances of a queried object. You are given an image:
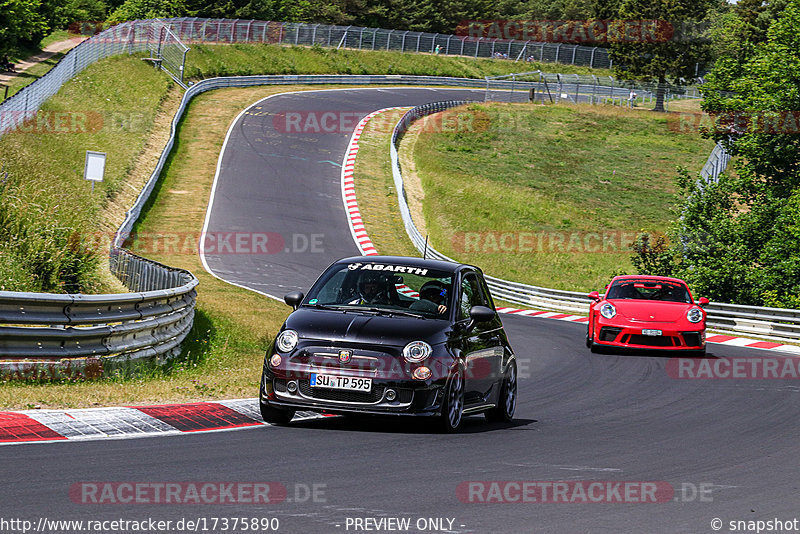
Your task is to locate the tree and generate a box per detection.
[607,0,713,111]
[0,0,48,56]
[110,0,187,21]
[633,0,800,307]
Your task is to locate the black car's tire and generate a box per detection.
[259,401,295,425]
[486,361,517,423]
[259,372,295,425]
[438,367,465,433]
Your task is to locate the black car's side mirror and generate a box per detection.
[459,305,496,332]
[284,291,304,310]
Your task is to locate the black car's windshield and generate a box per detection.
[606,279,691,303]
[303,261,455,318]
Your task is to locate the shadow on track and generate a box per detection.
[286,414,537,434]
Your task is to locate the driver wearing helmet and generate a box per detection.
[409,281,448,315]
[349,272,390,305]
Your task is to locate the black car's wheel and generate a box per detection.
[438,367,465,433]
[259,372,295,425]
[260,401,295,425]
[486,361,517,423]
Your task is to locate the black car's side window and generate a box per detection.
[459,273,487,320]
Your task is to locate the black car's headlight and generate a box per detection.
[403,341,432,363]
[600,303,616,319]
[276,329,298,353]
[686,308,703,323]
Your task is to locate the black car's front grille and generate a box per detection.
[626,334,676,347]
[299,380,385,403]
[681,332,702,347]
[394,388,414,404]
[599,327,622,342]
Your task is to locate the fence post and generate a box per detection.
[475,38,481,57]
[590,47,595,68]
[555,44,561,63]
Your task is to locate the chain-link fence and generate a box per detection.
[485,71,701,107]
[158,18,611,69]
[0,19,173,136]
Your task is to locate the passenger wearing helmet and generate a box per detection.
[409,281,448,315]
[349,272,390,305]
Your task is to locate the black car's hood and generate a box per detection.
[285,308,450,346]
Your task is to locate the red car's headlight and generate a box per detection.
[687,308,703,323]
[600,303,616,319]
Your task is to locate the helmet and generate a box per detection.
[419,281,447,302]
[358,272,389,302]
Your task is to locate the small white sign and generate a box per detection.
[84,151,106,182]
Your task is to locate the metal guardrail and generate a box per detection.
[389,101,800,343]
[700,143,731,182]
[0,251,196,369]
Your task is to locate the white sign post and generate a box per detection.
[84,150,106,193]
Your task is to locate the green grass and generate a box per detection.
[2,52,66,98]
[354,102,713,293]
[184,43,612,80]
[0,55,173,292]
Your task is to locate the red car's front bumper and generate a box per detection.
[592,320,705,350]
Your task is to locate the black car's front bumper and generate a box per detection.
[260,369,447,417]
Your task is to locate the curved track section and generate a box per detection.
[2,88,799,533]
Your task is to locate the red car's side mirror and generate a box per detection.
[588,291,601,301]
[698,297,709,306]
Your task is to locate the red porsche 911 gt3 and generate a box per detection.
[586,275,709,355]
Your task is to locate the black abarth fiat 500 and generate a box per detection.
[259,256,518,432]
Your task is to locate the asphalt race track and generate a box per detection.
[3,88,800,534]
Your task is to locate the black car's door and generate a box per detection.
[456,271,504,404]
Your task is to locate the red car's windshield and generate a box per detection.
[606,279,691,303]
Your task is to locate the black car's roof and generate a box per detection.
[334,255,473,274]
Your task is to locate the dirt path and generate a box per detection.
[0,37,88,84]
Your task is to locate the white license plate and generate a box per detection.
[310,374,372,392]
[642,329,663,336]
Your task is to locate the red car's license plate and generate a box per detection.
[642,329,662,336]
